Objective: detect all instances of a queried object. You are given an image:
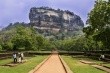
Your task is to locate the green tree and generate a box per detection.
[0,45,2,51]
[83,0,110,50]
[12,26,38,50]
[36,35,44,50]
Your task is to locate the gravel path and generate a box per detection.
[34,54,66,73]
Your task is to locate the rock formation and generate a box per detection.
[29,7,84,36]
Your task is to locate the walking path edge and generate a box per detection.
[59,55,73,73]
[28,55,52,73]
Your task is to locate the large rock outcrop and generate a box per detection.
[29,7,84,36]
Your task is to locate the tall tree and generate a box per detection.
[83,0,110,50]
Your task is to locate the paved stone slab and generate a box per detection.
[34,54,66,73]
[80,60,96,65]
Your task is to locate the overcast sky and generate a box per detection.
[0,0,95,28]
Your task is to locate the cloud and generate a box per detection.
[0,0,95,28]
[47,0,95,23]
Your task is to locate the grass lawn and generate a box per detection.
[0,58,12,66]
[0,55,47,73]
[62,56,106,73]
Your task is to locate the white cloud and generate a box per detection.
[0,0,95,27]
[48,0,95,23]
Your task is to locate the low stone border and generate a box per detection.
[59,55,73,73]
[92,65,110,73]
[1,60,27,67]
[79,60,110,73]
[80,60,96,65]
[28,55,52,73]
[103,65,110,69]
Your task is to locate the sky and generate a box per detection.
[0,0,95,28]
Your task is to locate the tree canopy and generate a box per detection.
[83,0,110,50]
[0,23,54,51]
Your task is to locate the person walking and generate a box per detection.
[13,53,17,63]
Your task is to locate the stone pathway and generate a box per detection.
[80,60,96,65]
[80,60,110,73]
[92,65,110,73]
[34,54,66,73]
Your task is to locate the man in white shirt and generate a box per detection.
[13,53,17,63]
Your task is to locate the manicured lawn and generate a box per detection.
[0,58,12,66]
[0,55,47,73]
[62,56,106,73]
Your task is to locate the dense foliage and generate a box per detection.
[83,0,110,50]
[0,23,53,51]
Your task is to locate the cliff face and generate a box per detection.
[29,7,84,36]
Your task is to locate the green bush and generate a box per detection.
[0,45,2,51]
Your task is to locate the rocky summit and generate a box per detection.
[29,7,84,37]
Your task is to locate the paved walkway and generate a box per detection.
[34,54,66,73]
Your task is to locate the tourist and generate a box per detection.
[18,52,21,63]
[21,52,24,63]
[99,54,105,60]
[13,53,17,63]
